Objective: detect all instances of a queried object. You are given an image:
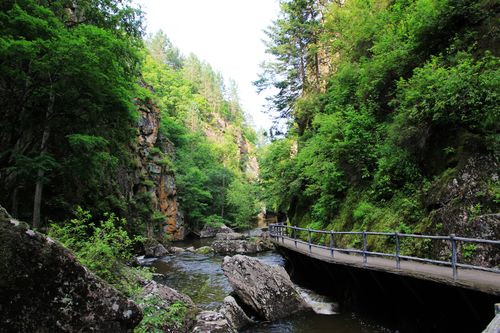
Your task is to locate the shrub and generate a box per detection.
[49,207,143,286]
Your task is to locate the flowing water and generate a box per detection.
[148,236,393,333]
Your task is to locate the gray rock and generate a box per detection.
[220,296,255,330]
[192,311,235,333]
[186,246,196,252]
[170,246,186,253]
[140,280,195,308]
[222,255,309,321]
[0,205,143,332]
[200,224,234,238]
[215,232,246,240]
[212,239,264,255]
[144,243,169,258]
[138,280,197,332]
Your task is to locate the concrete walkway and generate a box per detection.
[272,236,500,296]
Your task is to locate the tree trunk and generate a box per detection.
[11,186,19,218]
[32,86,54,229]
[220,173,225,219]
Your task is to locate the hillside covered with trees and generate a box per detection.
[0,0,260,239]
[258,0,499,254]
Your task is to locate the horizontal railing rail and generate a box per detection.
[268,224,500,280]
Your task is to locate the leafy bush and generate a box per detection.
[134,299,188,333]
[202,214,227,228]
[49,207,143,286]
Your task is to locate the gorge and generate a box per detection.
[0,0,499,332]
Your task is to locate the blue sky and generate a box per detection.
[136,0,281,130]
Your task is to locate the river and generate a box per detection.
[148,237,393,333]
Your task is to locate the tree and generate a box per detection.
[254,0,324,122]
[0,0,142,226]
[145,30,183,70]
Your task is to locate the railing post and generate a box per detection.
[294,227,297,247]
[395,232,400,269]
[330,231,334,257]
[450,234,458,280]
[362,231,367,265]
[308,228,312,252]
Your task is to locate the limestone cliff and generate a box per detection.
[132,97,185,240]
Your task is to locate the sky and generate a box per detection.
[136,0,281,130]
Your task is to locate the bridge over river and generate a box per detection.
[269,224,500,296]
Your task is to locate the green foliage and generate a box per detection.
[202,214,227,228]
[259,0,498,260]
[142,35,260,231]
[0,0,143,224]
[226,178,259,229]
[393,52,499,142]
[259,138,300,213]
[462,243,477,260]
[49,207,142,286]
[134,299,188,333]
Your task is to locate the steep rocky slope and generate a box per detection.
[131,97,185,240]
[0,205,143,332]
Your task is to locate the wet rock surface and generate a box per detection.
[215,232,246,240]
[222,254,309,321]
[212,239,264,255]
[200,224,233,238]
[0,206,142,332]
[219,295,255,330]
[144,242,169,258]
[192,310,235,333]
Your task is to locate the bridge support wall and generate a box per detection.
[278,246,499,333]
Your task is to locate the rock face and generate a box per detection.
[219,296,255,330]
[0,206,143,332]
[131,96,185,240]
[222,255,309,321]
[426,155,500,265]
[199,223,233,238]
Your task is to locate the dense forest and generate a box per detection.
[258,0,499,253]
[0,0,260,238]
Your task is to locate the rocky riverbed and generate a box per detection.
[139,229,393,333]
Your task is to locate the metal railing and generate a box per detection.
[269,224,500,280]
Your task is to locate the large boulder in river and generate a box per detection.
[192,310,235,333]
[215,232,246,240]
[222,255,309,321]
[219,295,255,330]
[0,205,142,332]
[144,242,169,258]
[212,239,264,255]
[200,223,233,238]
[140,280,195,308]
[137,280,197,331]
